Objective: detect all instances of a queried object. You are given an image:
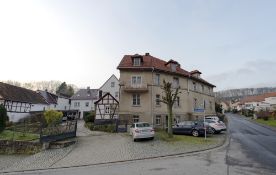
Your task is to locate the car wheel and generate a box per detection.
[192,130,199,137]
[212,128,217,134]
[133,138,136,142]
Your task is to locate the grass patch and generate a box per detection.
[155,130,215,144]
[255,119,276,127]
[0,130,39,141]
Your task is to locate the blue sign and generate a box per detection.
[194,108,205,113]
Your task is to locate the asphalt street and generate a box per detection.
[3,113,276,175]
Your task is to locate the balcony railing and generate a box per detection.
[122,82,149,92]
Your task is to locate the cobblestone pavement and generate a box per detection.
[0,121,226,172]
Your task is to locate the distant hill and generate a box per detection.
[215,87,276,101]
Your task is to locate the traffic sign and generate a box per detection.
[194,108,205,113]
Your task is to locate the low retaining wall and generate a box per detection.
[0,140,42,154]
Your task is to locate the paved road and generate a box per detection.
[3,114,276,175]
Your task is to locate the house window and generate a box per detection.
[74,102,80,107]
[105,106,110,114]
[201,85,204,92]
[85,102,89,107]
[210,101,213,110]
[203,100,206,109]
[193,82,197,91]
[156,115,161,125]
[115,92,119,98]
[131,76,142,87]
[208,87,211,94]
[111,82,115,87]
[194,98,197,109]
[133,94,140,106]
[171,64,177,72]
[156,94,161,106]
[133,58,141,66]
[174,96,180,107]
[155,74,160,85]
[173,77,179,88]
[133,115,140,123]
[175,116,180,124]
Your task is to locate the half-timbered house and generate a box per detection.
[0,82,48,122]
[94,93,119,120]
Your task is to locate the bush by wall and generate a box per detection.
[83,111,95,123]
[0,104,8,132]
[85,122,116,133]
[43,110,63,126]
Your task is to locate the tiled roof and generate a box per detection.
[117,54,215,87]
[240,92,276,104]
[0,82,47,104]
[38,90,58,104]
[71,88,99,100]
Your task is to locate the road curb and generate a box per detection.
[0,133,228,174]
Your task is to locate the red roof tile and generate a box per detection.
[117,54,216,87]
[240,92,276,104]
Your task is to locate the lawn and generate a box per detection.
[0,130,39,141]
[155,130,216,144]
[255,119,276,127]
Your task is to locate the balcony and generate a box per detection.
[122,82,149,93]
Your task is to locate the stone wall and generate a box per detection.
[0,140,41,154]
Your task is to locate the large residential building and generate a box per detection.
[117,53,216,128]
[70,87,99,119]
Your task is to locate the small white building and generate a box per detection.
[99,74,120,100]
[38,90,70,111]
[70,87,99,119]
[0,82,48,122]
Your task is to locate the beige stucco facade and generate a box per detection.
[119,70,216,128]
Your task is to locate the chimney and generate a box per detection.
[145,52,150,56]
[99,90,103,98]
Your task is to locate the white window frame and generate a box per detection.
[133,115,140,123]
[156,115,161,125]
[155,74,160,85]
[173,77,179,88]
[85,102,89,107]
[111,82,115,87]
[156,94,161,106]
[133,58,141,66]
[193,82,197,91]
[105,105,110,114]
[131,76,142,88]
[132,94,140,106]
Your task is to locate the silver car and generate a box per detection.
[130,122,155,141]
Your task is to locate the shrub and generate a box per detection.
[83,111,95,123]
[0,104,8,132]
[43,110,63,126]
[87,123,116,133]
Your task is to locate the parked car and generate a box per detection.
[205,116,220,122]
[130,122,155,141]
[172,121,213,137]
[205,119,226,134]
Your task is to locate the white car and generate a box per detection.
[205,116,220,122]
[130,122,155,141]
[205,120,226,134]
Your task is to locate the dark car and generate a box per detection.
[172,121,213,137]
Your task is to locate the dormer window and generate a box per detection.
[171,64,177,72]
[133,57,141,66]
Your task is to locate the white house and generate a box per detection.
[70,87,99,119]
[99,74,120,100]
[0,82,48,122]
[38,90,70,111]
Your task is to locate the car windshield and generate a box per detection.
[136,123,150,127]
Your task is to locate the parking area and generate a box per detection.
[0,121,226,172]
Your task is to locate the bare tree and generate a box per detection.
[159,80,181,138]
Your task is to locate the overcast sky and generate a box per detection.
[0,0,276,91]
